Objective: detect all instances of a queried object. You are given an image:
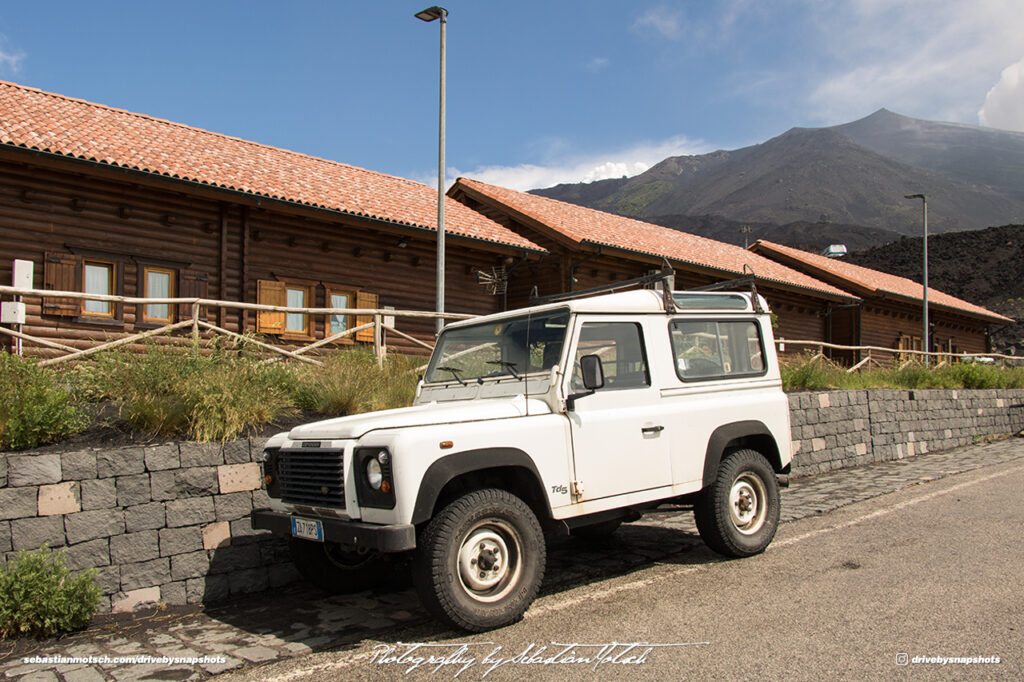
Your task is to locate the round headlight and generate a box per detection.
[366,458,383,490]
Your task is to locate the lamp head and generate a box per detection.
[415,6,447,21]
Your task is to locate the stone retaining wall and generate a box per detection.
[2,388,1024,611]
[0,438,291,613]
[789,388,1024,476]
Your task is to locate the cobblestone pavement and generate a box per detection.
[3,436,1023,681]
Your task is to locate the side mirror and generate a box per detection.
[567,355,604,410]
[580,354,605,390]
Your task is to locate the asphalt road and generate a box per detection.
[222,457,1024,681]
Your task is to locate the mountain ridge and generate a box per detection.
[531,110,1024,249]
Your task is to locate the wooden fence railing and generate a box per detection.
[3,285,1021,371]
[0,285,472,367]
[776,338,1024,371]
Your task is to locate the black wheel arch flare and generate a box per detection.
[410,448,552,525]
[701,420,784,488]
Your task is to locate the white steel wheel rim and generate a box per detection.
[729,472,768,535]
[456,520,522,603]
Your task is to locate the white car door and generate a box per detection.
[566,319,673,502]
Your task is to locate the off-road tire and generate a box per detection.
[288,538,397,594]
[412,488,545,632]
[694,448,780,557]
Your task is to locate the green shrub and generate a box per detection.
[0,353,86,450]
[293,350,419,417]
[0,545,101,638]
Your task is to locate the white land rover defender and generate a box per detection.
[251,274,792,631]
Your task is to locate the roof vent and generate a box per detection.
[822,244,847,258]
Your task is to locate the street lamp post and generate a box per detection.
[415,6,448,335]
[904,193,929,365]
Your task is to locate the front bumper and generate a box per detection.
[250,509,416,553]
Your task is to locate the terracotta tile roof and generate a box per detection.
[750,240,1011,323]
[0,80,544,253]
[452,177,856,301]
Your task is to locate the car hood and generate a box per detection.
[286,395,552,441]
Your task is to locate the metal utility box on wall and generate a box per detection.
[12,259,33,289]
[1,301,25,324]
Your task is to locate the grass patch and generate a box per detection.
[292,350,419,417]
[85,339,299,442]
[0,353,86,450]
[782,353,1024,391]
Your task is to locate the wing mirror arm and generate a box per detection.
[566,354,605,410]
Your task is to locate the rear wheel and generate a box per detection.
[412,488,545,631]
[288,538,398,594]
[694,449,780,557]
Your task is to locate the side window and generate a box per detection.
[573,322,649,390]
[671,320,766,381]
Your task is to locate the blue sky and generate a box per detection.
[2,1,1023,191]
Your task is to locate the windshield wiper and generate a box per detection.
[486,360,520,379]
[436,366,466,385]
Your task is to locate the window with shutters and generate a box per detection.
[257,279,376,343]
[43,252,123,322]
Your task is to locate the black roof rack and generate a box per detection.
[530,262,676,310]
[529,263,764,314]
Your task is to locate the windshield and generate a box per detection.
[425,309,569,384]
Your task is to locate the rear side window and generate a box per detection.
[670,320,765,381]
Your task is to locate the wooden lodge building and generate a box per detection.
[448,179,1009,362]
[449,178,862,352]
[749,240,1010,362]
[0,80,1009,364]
[0,81,546,358]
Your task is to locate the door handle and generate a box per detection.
[641,425,665,434]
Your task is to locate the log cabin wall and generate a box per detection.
[860,302,988,358]
[0,151,521,358]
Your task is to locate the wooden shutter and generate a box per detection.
[42,252,81,317]
[355,290,378,342]
[257,279,286,334]
[177,269,209,321]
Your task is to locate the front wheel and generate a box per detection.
[694,449,780,557]
[412,489,545,632]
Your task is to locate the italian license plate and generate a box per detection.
[290,517,324,542]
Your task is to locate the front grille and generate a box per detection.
[277,449,345,508]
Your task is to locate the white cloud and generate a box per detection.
[444,135,710,192]
[802,0,1024,125]
[979,56,1024,132]
[0,35,24,74]
[585,56,610,73]
[632,6,684,40]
